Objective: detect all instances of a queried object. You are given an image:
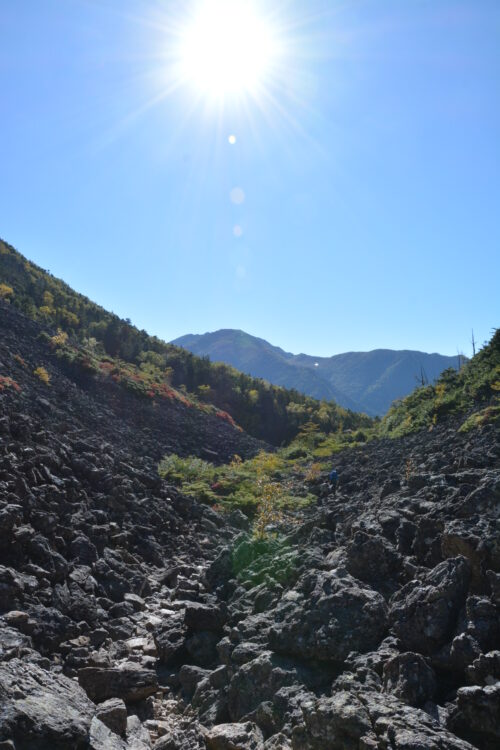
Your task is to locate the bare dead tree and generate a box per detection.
[415,366,428,387]
[457,349,466,371]
[471,329,476,357]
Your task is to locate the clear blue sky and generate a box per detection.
[0,1,498,356]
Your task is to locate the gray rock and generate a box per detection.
[269,570,388,663]
[90,717,128,750]
[227,652,301,721]
[153,617,186,665]
[449,684,500,746]
[185,630,219,667]
[466,650,500,686]
[95,697,128,736]
[179,664,210,700]
[152,714,206,749]
[0,625,32,660]
[206,722,264,750]
[487,569,500,604]
[383,652,436,707]
[185,602,226,633]
[465,595,499,652]
[291,692,373,750]
[346,531,401,585]
[89,714,152,749]
[263,734,292,750]
[389,556,471,654]
[0,657,95,748]
[292,688,477,750]
[78,664,158,703]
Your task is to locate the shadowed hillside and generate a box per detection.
[0,239,371,445]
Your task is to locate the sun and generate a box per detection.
[179,1,277,99]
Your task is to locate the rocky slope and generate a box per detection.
[1,301,499,749]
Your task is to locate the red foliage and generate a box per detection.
[99,361,115,374]
[13,354,27,368]
[0,375,21,392]
[215,410,237,427]
[80,357,95,371]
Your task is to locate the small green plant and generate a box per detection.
[158,447,315,515]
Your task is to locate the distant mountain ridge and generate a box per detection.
[172,329,459,416]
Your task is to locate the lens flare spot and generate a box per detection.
[230,187,245,205]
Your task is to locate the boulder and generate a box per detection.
[389,556,471,654]
[89,714,152,750]
[78,664,158,703]
[185,602,226,633]
[95,697,128,736]
[269,570,388,663]
[346,531,401,585]
[153,617,186,665]
[293,686,477,750]
[206,722,264,750]
[466,651,500,686]
[291,692,373,750]
[0,625,32,660]
[383,652,436,707]
[0,658,95,748]
[465,595,499,652]
[227,652,303,722]
[449,684,500,747]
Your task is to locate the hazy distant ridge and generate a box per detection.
[173,329,459,415]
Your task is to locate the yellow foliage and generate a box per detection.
[197,384,212,401]
[253,481,284,540]
[0,283,14,300]
[42,291,54,307]
[305,462,321,482]
[50,329,68,348]
[435,383,446,401]
[33,366,50,385]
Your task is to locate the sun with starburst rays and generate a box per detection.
[178,0,279,100]
[150,0,293,119]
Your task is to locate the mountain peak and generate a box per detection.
[172,329,459,415]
